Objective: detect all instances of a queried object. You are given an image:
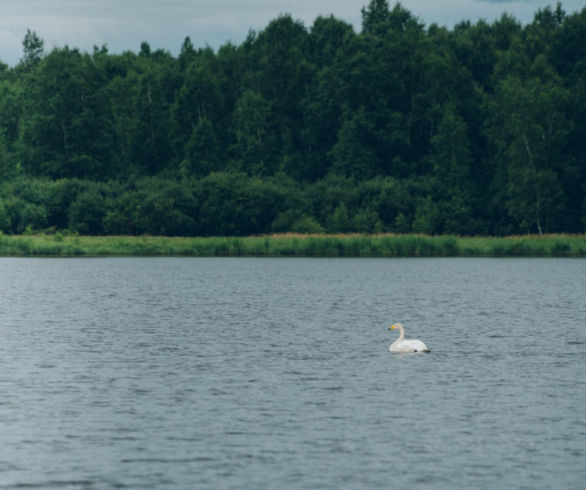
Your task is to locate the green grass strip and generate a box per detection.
[0,233,585,257]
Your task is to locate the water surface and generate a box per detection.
[0,258,585,489]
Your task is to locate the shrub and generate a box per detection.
[290,215,324,234]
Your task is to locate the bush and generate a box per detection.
[68,187,108,234]
[290,215,324,234]
[3,197,48,233]
[0,199,11,232]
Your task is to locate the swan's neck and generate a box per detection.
[396,325,405,342]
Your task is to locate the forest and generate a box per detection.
[0,0,585,237]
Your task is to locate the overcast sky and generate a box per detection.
[0,1,583,66]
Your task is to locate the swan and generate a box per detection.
[388,323,430,353]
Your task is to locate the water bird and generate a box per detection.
[388,323,430,353]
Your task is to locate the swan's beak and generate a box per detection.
[389,325,395,330]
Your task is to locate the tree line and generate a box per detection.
[0,1,585,236]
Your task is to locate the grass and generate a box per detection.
[0,233,585,257]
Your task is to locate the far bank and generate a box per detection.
[0,233,585,257]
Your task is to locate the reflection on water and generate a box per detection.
[0,257,585,489]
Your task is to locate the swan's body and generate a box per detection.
[389,323,430,353]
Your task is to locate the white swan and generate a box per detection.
[389,323,430,353]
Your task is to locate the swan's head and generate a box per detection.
[389,323,403,331]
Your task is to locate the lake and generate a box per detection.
[0,257,585,489]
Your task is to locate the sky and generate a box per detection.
[0,1,583,66]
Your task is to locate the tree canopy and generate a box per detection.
[0,2,585,236]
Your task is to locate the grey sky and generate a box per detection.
[0,1,583,66]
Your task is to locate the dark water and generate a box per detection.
[0,257,585,489]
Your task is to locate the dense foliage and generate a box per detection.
[0,2,585,236]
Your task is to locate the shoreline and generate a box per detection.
[0,233,585,257]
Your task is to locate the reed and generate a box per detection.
[0,233,584,257]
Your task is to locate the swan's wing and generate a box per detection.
[390,339,430,353]
[405,339,430,352]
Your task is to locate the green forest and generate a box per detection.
[0,1,585,236]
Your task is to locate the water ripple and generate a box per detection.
[0,257,585,489]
